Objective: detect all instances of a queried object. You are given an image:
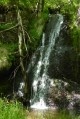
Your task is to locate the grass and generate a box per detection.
[26,109,80,119]
[0,98,80,119]
[0,98,26,119]
[44,110,72,119]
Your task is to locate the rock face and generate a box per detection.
[27,14,80,110]
[48,21,80,82]
[28,15,80,84]
[48,24,74,80]
[0,42,17,96]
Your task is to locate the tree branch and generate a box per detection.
[0,23,19,33]
[24,28,32,43]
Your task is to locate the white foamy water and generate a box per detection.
[29,15,63,110]
[31,98,48,110]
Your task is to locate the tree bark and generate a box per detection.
[35,0,44,16]
[17,9,28,97]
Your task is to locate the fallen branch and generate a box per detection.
[0,23,19,33]
[8,52,28,81]
[8,65,20,81]
[9,51,19,55]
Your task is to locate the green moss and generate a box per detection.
[0,42,18,70]
[0,47,10,70]
[28,12,48,51]
[70,26,80,53]
[0,22,16,31]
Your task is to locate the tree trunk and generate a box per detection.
[35,0,44,16]
[17,9,28,97]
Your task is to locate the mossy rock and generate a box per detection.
[0,42,18,76]
[0,47,11,70]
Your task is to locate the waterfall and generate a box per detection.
[28,14,63,109]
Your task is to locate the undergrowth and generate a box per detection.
[0,98,80,119]
[0,98,26,119]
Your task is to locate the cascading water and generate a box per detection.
[28,14,63,109]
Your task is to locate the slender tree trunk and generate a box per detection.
[17,9,28,97]
[35,0,44,16]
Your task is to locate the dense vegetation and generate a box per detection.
[1,98,80,119]
[0,98,26,119]
[0,0,80,118]
[0,0,80,74]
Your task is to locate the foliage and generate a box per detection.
[0,43,11,70]
[0,41,18,74]
[25,109,80,119]
[70,26,80,52]
[1,98,80,119]
[0,22,16,31]
[0,0,80,111]
[44,110,80,119]
[0,0,79,53]
[28,12,48,51]
[0,98,26,119]
[45,0,80,53]
[0,0,9,5]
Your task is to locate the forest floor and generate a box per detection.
[25,109,56,119]
[25,92,80,119]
